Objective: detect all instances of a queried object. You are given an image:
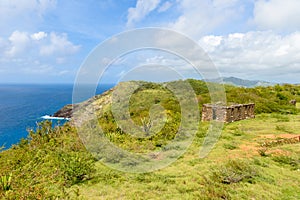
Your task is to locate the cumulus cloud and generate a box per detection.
[0,30,80,76]
[169,0,242,38]
[253,0,300,31]
[31,31,47,40]
[126,0,161,27]
[2,31,79,58]
[199,31,300,82]
[40,32,80,56]
[5,31,31,57]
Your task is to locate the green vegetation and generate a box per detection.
[76,113,300,199]
[0,173,12,192]
[1,79,300,199]
[224,83,299,114]
[0,121,95,199]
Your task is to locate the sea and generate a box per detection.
[0,84,114,149]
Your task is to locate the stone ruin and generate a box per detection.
[289,99,296,106]
[201,103,255,123]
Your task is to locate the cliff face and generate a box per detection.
[53,104,76,118]
[53,88,113,119]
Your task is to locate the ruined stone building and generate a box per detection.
[201,103,255,123]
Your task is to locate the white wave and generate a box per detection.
[41,115,70,120]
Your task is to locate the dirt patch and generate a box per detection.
[260,134,299,139]
[267,149,291,156]
[230,134,300,159]
[239,142,260,154]
[225,142,260,159]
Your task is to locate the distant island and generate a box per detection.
[208,76,275,88]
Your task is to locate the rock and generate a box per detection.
[52,88,114,119]
[53,104,78,118]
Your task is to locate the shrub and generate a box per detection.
[60,152,95,186]
[223,143,238,150]
[211,160,259,184]
[232,129,244,136]
[258,148,268,157]
[0,122,95,199]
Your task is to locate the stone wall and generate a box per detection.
[201,103,255,123]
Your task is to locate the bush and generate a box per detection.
[257,148,268,157]
[60,152,95,186]
[223,143,238,150]
[0,121,95,199]
[211,160,259,184]
[232,128,244,136]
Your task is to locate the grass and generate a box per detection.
[272,155,300,170]
[72,113,300,199]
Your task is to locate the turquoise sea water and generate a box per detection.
[0,84,114,149]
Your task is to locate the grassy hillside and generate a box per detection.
[1,79,300,199]
[77,113,300,199]
[0,122,95,199]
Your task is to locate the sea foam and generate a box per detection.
[41,115,70,120]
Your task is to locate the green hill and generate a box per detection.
[209,77,275,88]
[1,79,300,199]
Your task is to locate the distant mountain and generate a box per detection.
[208,77,275,88]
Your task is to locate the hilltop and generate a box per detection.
[55,79,299,120]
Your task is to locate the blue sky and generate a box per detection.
[0,0,300,83]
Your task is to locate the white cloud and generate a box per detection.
[199,31,300,82]
[169,0,242,38]
[0,0,57,36]
[40,32,80,56]
[253,0,300,31]
[213,0,239,8]
[200,35,223,52]
[5,31,31,57]
[31,31,47,40]
[126,0,161,27]
[158,1,172,13]
[2,31,79,58]
[0,0,56,19]
[0,30,80,77]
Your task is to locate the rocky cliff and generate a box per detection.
[53,88,113,119]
